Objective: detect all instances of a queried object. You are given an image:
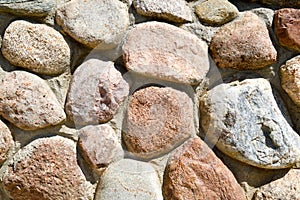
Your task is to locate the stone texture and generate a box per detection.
[200,78,300,169]
[210,12,277,69]
[163,137,246,200]
[56,0,129,49]
[1,136,94,200]
[247,0,300,8]
[0,71,66,130]
[274,8,300,52]
[123,21,209,85]
[2,20,70,76]
[0,0,54,17]
[65,59,129,126]
[94,159,163,200]
[78,124,123,171]
[280,55,300,106]
[253,169,300,200]
[195,0,239,26]
[133,0,192,23]
[123,86,194,159]
[0,120,13,164]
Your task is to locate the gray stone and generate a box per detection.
[123,86,194,160]
[78,124,123,172]
[56,0,129,49]
[94,159,163,200]
[0,120,13,164]
[65,59,129,127]
[0,0,54,17]
[1,136,94,200]
[280,55,300,106]
[133,0,192,23]
[200,78,300,169]
[0,71,66,130]
[195,0,239,26]
[210,12,277,70]
[123,21,209,85]
[2,20,70,76]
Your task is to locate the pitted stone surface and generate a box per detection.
[65,59,129,126]
[0,120,13,164]
[210,12,277,69]
[78,124,123,170]
[123,86,194,159]
[280,55,300,106]
[123,21,209,85]
[133,0,192,23]
[94,159,163,200]
[163,137,247,200]
[0,71,66,130]
[200,78,300,169]
[274,8,300,52]
[2,20,70,75]
[2,136,94,200]
[56,0,129,49]
[195,0,239,26]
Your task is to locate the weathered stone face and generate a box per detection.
[163,137,247,200]
[0,120,13,164]
[123,86,194,159]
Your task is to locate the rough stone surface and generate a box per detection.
[2,20,70,76]
[0,120,13,164]
[210,12,277,69]
[65,59,129,126]
[56,0,129,49]
[1,136,94,200]
[248,0,300,8]
[280,55,300,106]
[123,21,209,85]
[200,78,300,169]
[195,0,239,26]
[0,71,66,130]
[123,86,194,159]
[274,8,300,52]
[0,0,54,17]
[253,169,300,200]
[133,0,192,23]
[94,159,163,200]
[163,137,247,200]
[78,124,123,170]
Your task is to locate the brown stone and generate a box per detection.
[78,124,123,171]
[210,12,277,69]
[2,136,94,200]
[123,21,209,85]
[123,86,194,159]
[163,137,247,200]
[0,120,13,164]
[274,8,300,52]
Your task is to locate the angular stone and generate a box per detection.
[195,0,239,26]
[200,78,300,169]
[0,71,66,130]
[163,137,246,200]
[133,0,192,23]
[280,55,300,106]
[78,124,123,171]
[0,0,54,17]
[1,136,94,200]
[123,86,194,160]
[94,159,163,200]
[2,20,70,76]
[56,0,129,49]
[210,12,277,69]
[123,21,209,85]
[253,169,300,200]
[65,59,129,126]
[274,8,300,52]
[0,120,13,164]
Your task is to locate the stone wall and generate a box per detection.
[0,0,299,199]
